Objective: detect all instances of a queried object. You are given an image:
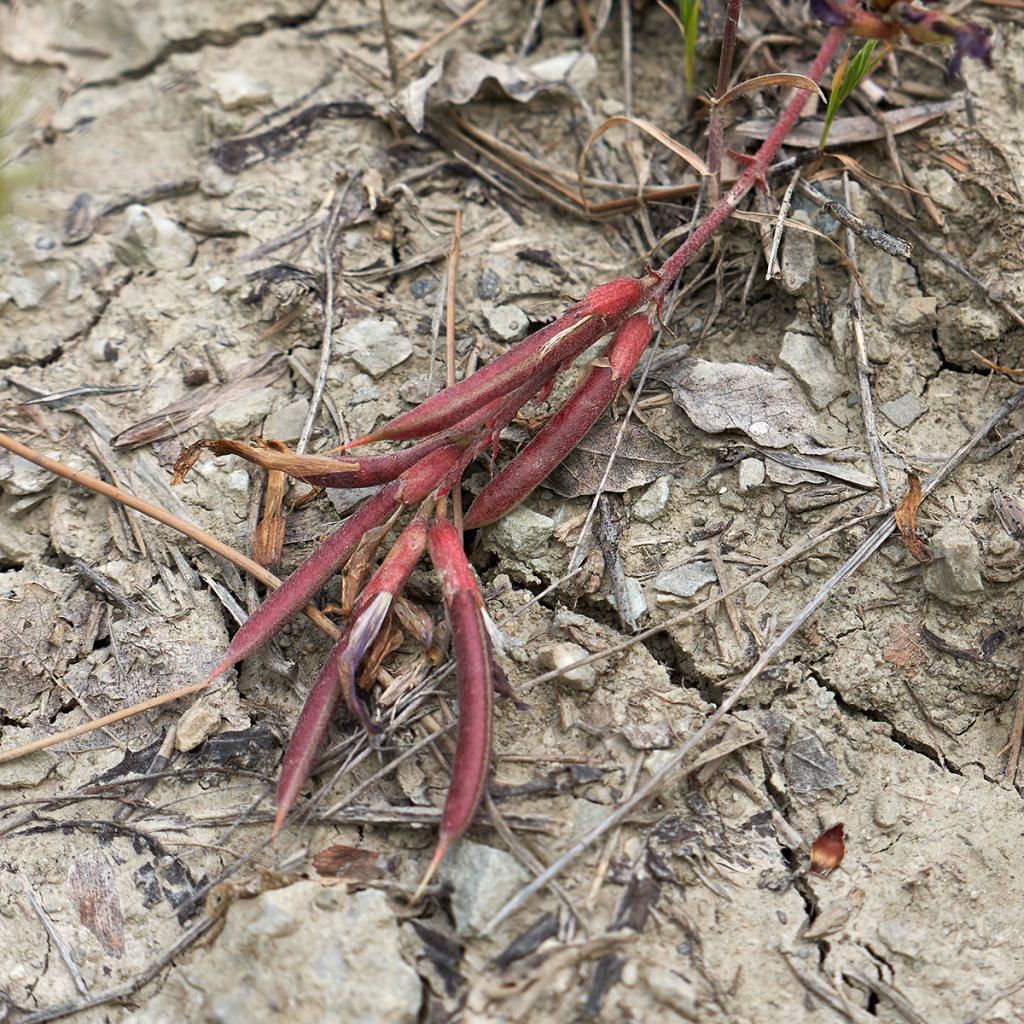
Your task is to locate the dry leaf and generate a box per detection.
[543,416,683,498]
[894,473,931,563]
[313,844,395,883]
[734,99,962,149]
[883,623,927,670]
[992,490,1024,542]
[394,49,591,133]
[810,823,846,877]
[67,851,125,958]
[112,353,286,449]
[716,73,826,110]
[667,358,820,450]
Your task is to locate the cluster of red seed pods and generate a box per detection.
[180,276,657,884]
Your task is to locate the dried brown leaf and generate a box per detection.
[666,358,820,450]
[111,353,286,449]
[543,416,683,498]
[716,74,825,111]
[894,473,931,563]
[67,851,125,958]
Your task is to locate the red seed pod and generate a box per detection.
[274,516,430,834]
[348,309,612,446]
[413,519,495,895]
[464,314,653,528]
[577,276,650,319]
[810,823,846,877]
[204,446,461,688]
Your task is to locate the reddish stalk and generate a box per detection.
[651,28,843,305]
[706,0,744,201]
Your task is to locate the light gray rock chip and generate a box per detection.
[925,522,984,607]
[632,475,671,522]
[111,205,196,271]
[441,840,531,937]
[263,398,310,441]
[879,391,925,429]
[778,332,845,409]
[482,303,529,343]
[337,319,414,378]
[124,883,421,1024]
[655,562,716,598]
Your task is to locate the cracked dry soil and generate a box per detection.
[2,1,1024,1021]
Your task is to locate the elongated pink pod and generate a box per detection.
[306,435,451,489]
[204,445,462,685]
[349,304,622,446]
[422,519,495,878]
[464,314,653,528]
[274,516,431,833]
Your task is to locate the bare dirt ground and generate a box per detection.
[2,1,1024,1021]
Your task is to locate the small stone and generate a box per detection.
[877,920,923,962]
[111,205,196,271]
[632,475,671,522]
[621,720,672,749]
[477,267,501,301]
[174,701,221,752]
[780,210,816,295]
[410,278,437,300]
[989,530,1016,558]
[4,272,58,310]
[0,453,56,495]
[719,489,745,512]
[536,642,595,689]
[484,507,554,559]
[482,303,529,344]
[183,366,209,387]
[208,70,272,110]
[0,730,57,788]
[125,883,420,1023]
[744,582,770,609]
[737,458,765,493]
[337,319,414,378]
[654,562,716,598]
[206,274,228,293]
[891,295,937,331]
[209,386,277,436]
[263,398,310,441]
[778,331,846,409]
[199,162,235,197]
[925,522,984,607]
[879,391,925,429]
[442,840,531,937]
[873,790,901,829]
[864,325,892,364]
[806,557,830,576]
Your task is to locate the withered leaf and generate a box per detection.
[395,49,589,133]
[67,851,125,958]
[543,416,683,498]
[312,844,395,883]
[883,623,927,670]
[667,359,819,450]
[894,473,931,563]
[992,490,1024,542]
[809,824,846,877]
[734,99,960,148]
[111,352,286,449]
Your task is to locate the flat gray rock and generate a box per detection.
[337,319,414,378]
[778,332,845,409]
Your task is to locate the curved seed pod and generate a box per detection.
[274,516,431,834]
[347,301,627,447]
[273,591,392,836]
[464,314,653,528]
[203,445,462,686]
[413,519,495,899]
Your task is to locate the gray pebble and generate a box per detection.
[655,562,717,598]
[442,840,531,937]
[925,522,984,607]
[477,268,501,300]
[337,319,414,378]
[879,391,925,429]
[263,398,310,441]
[737,458,766,493]
[482,303,529,344]
[778,331,846,409]
[632,475,671,522]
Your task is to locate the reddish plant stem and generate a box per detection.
[706,0,744,200]
[652,27,843,305]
